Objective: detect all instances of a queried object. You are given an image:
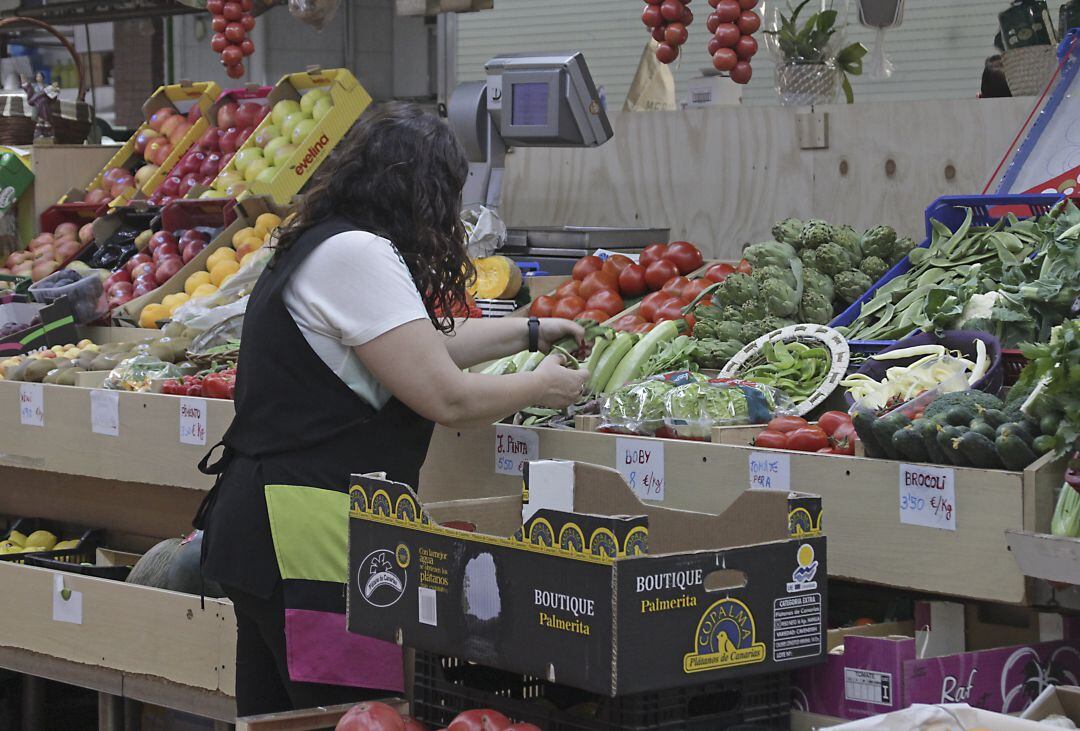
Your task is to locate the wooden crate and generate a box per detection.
[419,424,1066,604]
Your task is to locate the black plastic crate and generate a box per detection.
[23,555,130,580]
[0,518,101,565]
[412,652,790,731]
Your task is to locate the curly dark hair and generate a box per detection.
[273,102,473,334]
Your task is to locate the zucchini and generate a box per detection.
[604,320,680,393]
[996,433,1038,471]
[892,425,930,462]
[851,409,885,458]
[955,431,1003,469]
[936,425,968,466]
[914,418,949,463]
[872,413,910,460]
[518,352,545,373]
[1032,434,1057,455]
[944,405,975,427]
[969,419,997,441]
[589,333,637,395]
[583,335,612,378]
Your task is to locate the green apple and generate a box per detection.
[263,136,290,161]
[253,124,281,149]
[225,181,247,197]
[281,111,312,141]
[213,170,243,192]
[233,147,264,174]
[300,88,328,115]
[244,157,270,182]
[200,189,227,199]
[272,143,298,167]
[272,99,302,127]
[311,96,333,121]
[254,165,278,184]
[291,119,318,146]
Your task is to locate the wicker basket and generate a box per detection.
[1002,44,1059,96]
[0,93,33,146]
[0,17,93,144]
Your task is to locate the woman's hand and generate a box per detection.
[533,354,590,409]
[538,318,585,353]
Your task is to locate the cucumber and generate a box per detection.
[944,406,975,427]
[996,421,1035,447]
[872,413,910,460]
[996,433,1038,471]
[914,418,949,463]
[892,425,929,462]
[955,431,1004,469]
[851,409,885,458]
[937,425,968,466]
[1032,434,1056,456]
[1040,412,1062,438]
[969,419,997,441]
[980,408,1007,428]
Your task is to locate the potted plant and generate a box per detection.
[764,0,868,104]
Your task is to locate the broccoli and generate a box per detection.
[760,278,798,317]
[890,236,916,265]
[740,298,768,321]
[798,290,832,325]
[861,225,898,260]
[751,264,797,290]
[742,241,798,270]
[834,269,874,305]
[813,242,851,276]
[859,255,890,282]
[800,267,834,302]
[771,218,804,247]
[833,224,863,267]
[715,273,759,307]
[800,219,834,250]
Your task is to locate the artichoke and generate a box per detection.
[890,236,917,265]
[861,225,898,260]
[833,224,863,267]
[813,242,851,277]
[760,278,799,317]
[771,218,804,247]
[834,269,874,305]
[800,267,834,303]
[741,316,793,343]
[694,317,745,342]
[799,248,819,271]
[798,290,832,325]
[750,264,797,290]
[743,241,798,270]
[859,255,890,282]
[692,338,744,370]
[716,273,759,307]
[740,298,768,321]
[800,219,834,250]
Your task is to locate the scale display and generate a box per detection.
[511,82,549,126]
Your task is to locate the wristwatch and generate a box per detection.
[527,317,541,353]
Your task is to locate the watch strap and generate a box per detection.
[527,317,541,352]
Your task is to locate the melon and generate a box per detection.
[126,538,182,588]
[471,256,522,300]
[126,532,225,597]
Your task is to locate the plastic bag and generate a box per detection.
[865,27,895,79]
[289,0,341,31]
[600,372,700,436]
[663,377,795,440]
[170,245,270,332]
[104,355,183,392]
[462,206,506,259]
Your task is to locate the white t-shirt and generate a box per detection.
[282,230,429,409]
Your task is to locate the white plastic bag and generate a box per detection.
[462,205,506,259]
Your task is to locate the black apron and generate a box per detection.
[194,216,434,690]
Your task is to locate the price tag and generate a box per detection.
[494,424,539,476]
[749,451,790,491]
[18,383,43,427]
[899,463,956,531]
[90,389,119,437]
[593,248,639,263]
[52,575,82,625]
[179,397,208,446]
[616,437,665,501]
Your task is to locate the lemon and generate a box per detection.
[164,292,191,314]
[25,530,57,550]
[191,283,219,300]
[139,303,171,329]
[231,226,258,248]
[7,530,26,547]
[53,539,80,551]
[185,271,212,295]
[210,260,240,286]
[206,247,237,269]
[254,213,282,236]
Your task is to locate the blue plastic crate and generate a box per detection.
[828,193,1065,331]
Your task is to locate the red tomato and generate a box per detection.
[578,308,612,324]
[529,295,556,318]
[639,243,668,268]
[572,255,603,281]
[788,426,830,452]
[730,61,753,85]
[661,276,690,299]
[335,702,405,731]
[753,430,789,449]
[644,259,679,291]
[736,258,752,274]
[580,270,619,298]
[552,296,586,319]
[817,410,852,436]
[448,710,512,731]
[402,717,428,731]
[680,278,713,304]
[704,262,735,283]
[605,254,634,272]
[737,9,761,33]
[663,241,705,275]
[831,422,857,455]
[735,34,758,60]
[555,280,582,299]
[640,292,675,322]
[618,263,648,297]
[613,314,646,332]
[767,415,809,433]
[586,289,625,317]
[655,299,687,323]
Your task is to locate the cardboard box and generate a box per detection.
[1021,684,1080,724]
[0,147,32,216]
[685,74,744,107]
[0,297,78,357]
[347,460,827,695]
[199,67,372,205]
[824,704,1053,730]
[793,606,1080,721]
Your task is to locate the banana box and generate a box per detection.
[347,460,827,695]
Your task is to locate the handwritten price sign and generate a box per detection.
[748,451,791,491]
[19,383,43,427]
[179,397,208,446]
[616,437,665,501]
[494,425,538,476]
[899,463,956,531]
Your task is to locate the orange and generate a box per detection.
[210,260,240,286]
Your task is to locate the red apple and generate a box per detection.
[105,270,131,289]
[183,151,207,176]
[235,102,261,129]
[134,129,161,154]
[153,142,174,166]
[187,104,202,123]
[108,293,133,308]
[130,262,156,280]
[145,138,169,164]
[102,167,128,186]
[84,189,110,205]
[182,240,208,263]
[168,120,193,145]
[181,228,211,243]
[254,104,270,126]
[53,222,78,239]
[179,174,200,196]
[155,257,183,284]
[78,222,96,245]
[217,102,238,129]
[335,702,405,731]
[148,107,176,132]
[198,126,222,152]
[125,253,153,273]
[200,152,223,178]
[107,281,133,298]
[160,175,182,197]
[160,114,184,139]
[236,127,253,148]
[447,710,511,731]
[148,231,178,254]
[219,128,240,154]
[132,283,155,298]
[153,243,180,262]
[220,152,235,167]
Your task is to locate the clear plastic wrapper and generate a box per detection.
[663,377,795,440]
[288,0,341,31]
[103,355,183,392]
[600,371,702,436]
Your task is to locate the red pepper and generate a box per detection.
[185,381,203,397]
[203,373,232,400]
[162,380,186,396]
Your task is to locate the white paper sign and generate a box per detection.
[52,575,82,625]
[593,248,639,263]
[749,451,791,491]
[616,437,665,501]
[18,382,44,426]
[899,463,956,531]
[494,425,539,476]
[90,389,119,437]
[179,397,208,446]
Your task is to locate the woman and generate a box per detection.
[195,103,588,716]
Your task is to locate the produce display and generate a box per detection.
[752,412,856,455]
[160,366,236,399]
[705,0,759,82]
[2,220,96,281]
[0,528,80,556]
[842,341,988,411]
[640,0,695,65]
